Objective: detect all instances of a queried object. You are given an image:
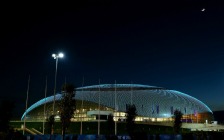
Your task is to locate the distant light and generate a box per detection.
[201,8,205,12]
[163,113,169,117]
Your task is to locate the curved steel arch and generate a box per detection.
[21,84,212,120]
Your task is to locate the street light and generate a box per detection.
[52,52,64,115]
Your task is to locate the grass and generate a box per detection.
[6,121,224,140]
[10,121,190,135]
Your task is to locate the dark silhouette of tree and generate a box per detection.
[59,83,76,140]
[0,100,15,133]
[46,114,55,139]
[107,114,114,135]
[10,130,25,140]
[173,109,183,134]
[125,104,137,139]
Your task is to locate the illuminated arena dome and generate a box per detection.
[21,84,213,123]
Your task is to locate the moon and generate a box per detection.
[201,8,206,12]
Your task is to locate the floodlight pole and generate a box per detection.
[80,77,84,135]
[52,53,64,115]
[52,56,58,115]
[43,76,47,134]
[115,80,117,135]
[98,79,101,136]
[23,75,30,135]
[51,53,63,135]
[131,81,133,105]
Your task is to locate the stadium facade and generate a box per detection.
[21,84,213,123]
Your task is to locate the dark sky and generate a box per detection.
[1,0,224,119]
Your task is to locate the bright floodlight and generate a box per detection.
[52,53,64,59]
[58,53,64,58]
[52,54,56,59]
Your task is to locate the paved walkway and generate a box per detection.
[182,123,224,131]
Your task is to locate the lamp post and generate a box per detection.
[52,53,64,115]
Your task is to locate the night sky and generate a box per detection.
[1,0,224,119]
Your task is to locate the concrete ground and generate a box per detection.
[141,122,224,132]
[182,123,224,131]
